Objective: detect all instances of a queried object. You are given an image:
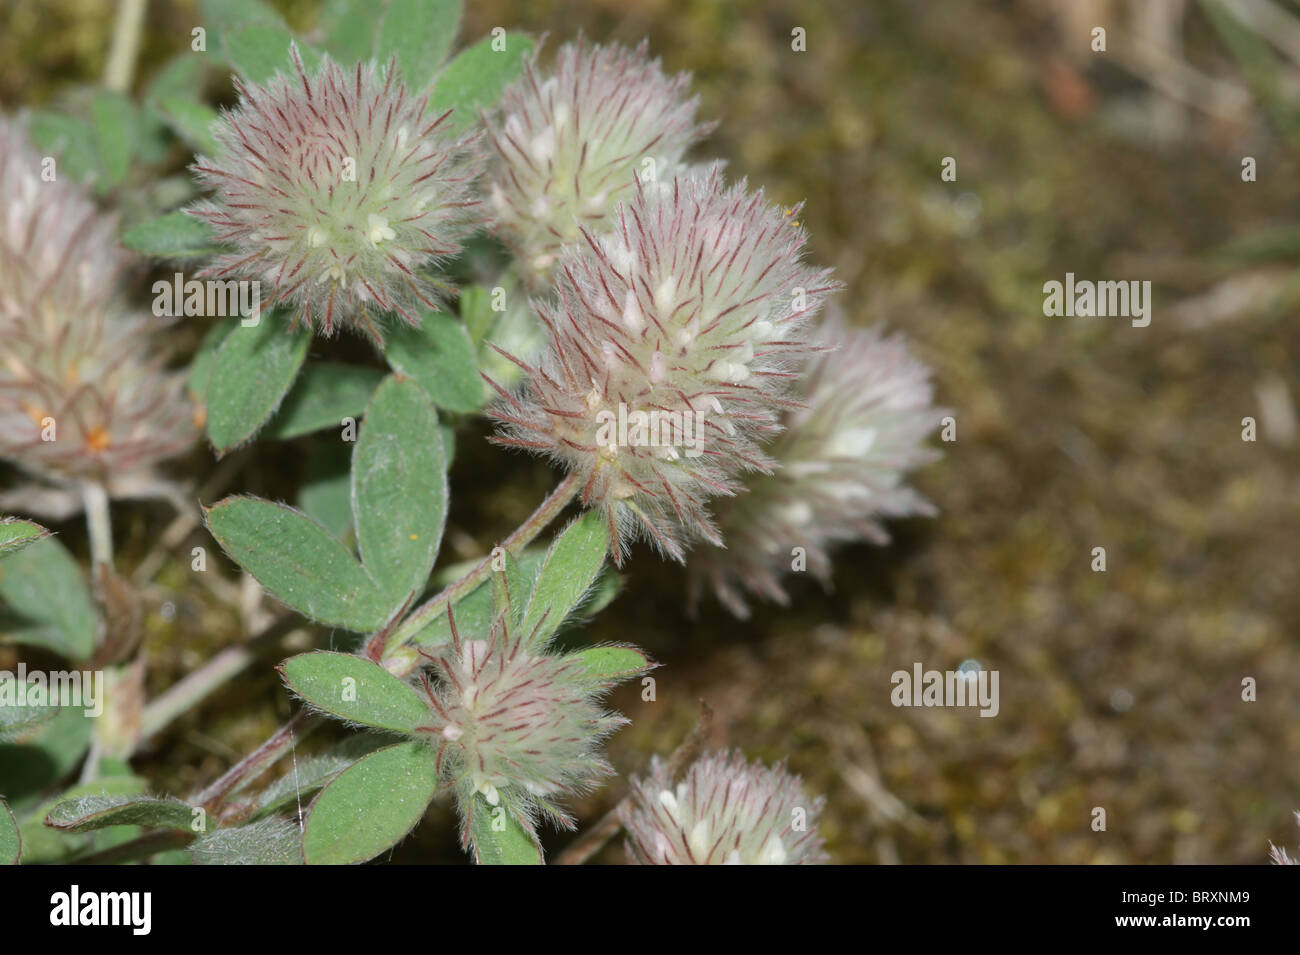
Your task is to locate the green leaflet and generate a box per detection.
[0,518,50,558]
[519,511,609,646]
[468,793,542,865]
[429,33,535,131]
[0,536,97,661]
[45,794,196,833]
[123,211,225,259]
[375,0,462,93]
[384,310,484,412]
[205,319,311,453]
[205,497,390,633]
[301,741,437,865]
[351,376,448,609]
[280,652,430,733]
[264,363,384,440]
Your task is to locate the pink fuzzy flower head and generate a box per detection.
[0,116,195,483]
[484,38,712,280]
[621,750,828,865]
[190,46,482,344]
[489,167,841,564]
[417,606,627,844]
[692,313,946,617]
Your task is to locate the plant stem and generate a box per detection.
[79,479,117,783]
[366,471,582,664]
[102,0,147,93]
[82,480,113,570]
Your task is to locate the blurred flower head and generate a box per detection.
[0,116,195,484]
[489,167,840,564]
[621,750,827,864]
[189,46,482,343]
[417,605,626,844]
[1270,811,1300,864]
[692,313,945,617]
[484,37,712,280]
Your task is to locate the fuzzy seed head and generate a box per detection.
[490,167,840,563]
[693,314,945,617]
[189,47,482,342]
[420,609,626,841]
[622,750,828,865]
[0,116,196,482]
[485,38,712,279]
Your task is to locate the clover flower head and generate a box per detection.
[489,167,840,564]
[485,37,713,279]
[189,46,483,343]
[692,313,945,617]
[621,750,827,864]
[1270,811,1300,864]
[0,116,196,482]
[417,606,627,844]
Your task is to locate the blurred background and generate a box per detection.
[2,0,1298,863]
